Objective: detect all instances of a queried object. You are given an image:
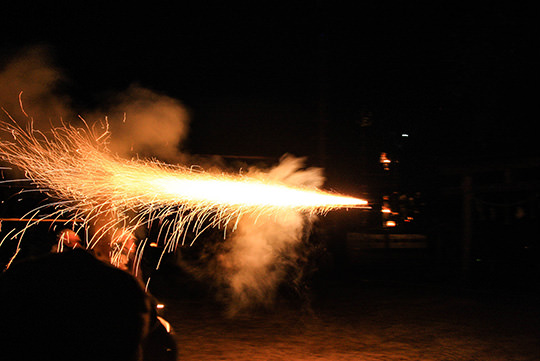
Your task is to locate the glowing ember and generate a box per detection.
[0,117,367,267]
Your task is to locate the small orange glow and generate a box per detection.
[156,303,165,309]
[385,220,396,227]
[380,152,391,163]
[380,152,391,170]
[381,207,392,213]
[57,229,82,250]
[149,242,159,248]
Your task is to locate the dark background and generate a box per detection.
[2,7,539,359]
[1,2,538,283]
[2,3,535,164]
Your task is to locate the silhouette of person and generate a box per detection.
[0,249,151,361]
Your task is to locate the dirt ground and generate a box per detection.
[152,272,540,361]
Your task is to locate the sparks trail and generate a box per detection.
[0,117,367,267]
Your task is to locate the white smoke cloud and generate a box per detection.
[102,85,190,162]
[185,155,325,315]
[0,45,71,125]
[1,46,191,162]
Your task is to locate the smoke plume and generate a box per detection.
[101,85,190,162]
[188,155,325,315]
[0,46,71,125]
[1,46,190,163]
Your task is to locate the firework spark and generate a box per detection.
[0,117,367,268]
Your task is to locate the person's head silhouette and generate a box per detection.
[0,249,151,361]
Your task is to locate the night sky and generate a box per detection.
[1,2,536,194]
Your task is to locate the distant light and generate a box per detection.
[385,220,396,227]
[401,133,409,137]
[381,207,392,213]
[156,303,165,309]
[380,152,391,170]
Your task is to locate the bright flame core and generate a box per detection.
[151,175,364,209]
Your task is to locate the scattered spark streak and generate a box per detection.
[18,91,29,118]
[0,117,367,267]
[0,218,83,222]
